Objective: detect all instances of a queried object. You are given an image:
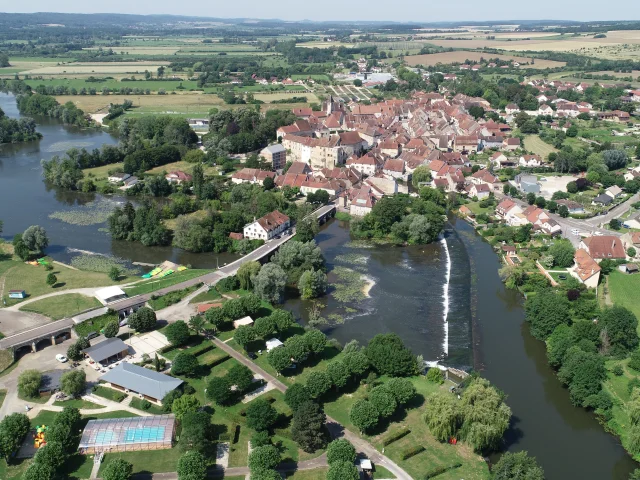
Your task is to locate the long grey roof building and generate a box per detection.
[99,363,183,402]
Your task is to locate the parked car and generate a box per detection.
[248,352,258,360]
[85,331,99,340]
[594,231,604,236]
[55,354,68,363]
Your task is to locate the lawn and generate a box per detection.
[283,469,328,479]
[523,135,559,159]
[99,447,184,476]
[129,397,165,415]
[189,287,222,304]
[83,162,124,180]
[323,376,489,480]
[92,385,128,403]
[19,294,102,320]
[123,269,212,296]
[74,311,119,339]
[464,201,494,217]
[603,358,640,460]
[608,270,640,334]
[52,398,105,409]
[148,284,201,310]
[1,256,136,306]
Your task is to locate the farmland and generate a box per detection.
[523,135,559,159]
[403,51,566,68]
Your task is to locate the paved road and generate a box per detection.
[211,336,412,480]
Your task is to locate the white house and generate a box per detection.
[519,155,543,167]
[243,211,290,241]
[606,185,623,199]
[108,172,131,184]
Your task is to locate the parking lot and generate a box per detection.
[538,175,577,199]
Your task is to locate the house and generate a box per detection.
[481,136,504,150]
[120,176,139,190]
[519,155,543,167]
[243,210,290,241]
[233,316,254,329]
[470,169,500,189]
[503,137,521,151]
[348,186,379,216]
[490,152,516,169]
[592,193,613,206]
[538,104,554,116]
[8,290,26,299]
[453,135,479,153]
[459,205,473,217]
[619,263,639,274]
[496,199,517,218]
[346,154,381,176]
[83,338,130,365]
[108,172,131,184]
[555,199,585,214]
[382,159,405,179]
[99,363,183,404]
[613,110,631,123]
[468,183,491,199]
[231,168,276,185]
[165,171,193,184]
[581,236,626,260]
[622,231,640,252]
[505,104,520,115]
[570,249,601,289]
[606,185,623,199]
[260,144,287,171]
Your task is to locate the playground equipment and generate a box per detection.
[34,425,49,448]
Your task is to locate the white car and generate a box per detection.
[55,354,68,363]
[594,231,604,236]
[571,229,580,236]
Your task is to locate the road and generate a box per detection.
[211,336,412,480]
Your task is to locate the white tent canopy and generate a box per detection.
[95,286,127,305]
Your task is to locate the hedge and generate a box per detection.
[423,463,462,479]
[202,354,230,369]
[401,445,426,460]
[382,428,411,446]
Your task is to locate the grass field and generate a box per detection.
[403,51,565,68]
[53,93,225,114]
[19,294,102,320]
[52,398,105,409]
[83,162,124,179]
[254,92,318,103]
[122,268,212,296]
[1,255,136,306]
[608,271,640,333]
[523,135,559,159]
[24,78,197,92]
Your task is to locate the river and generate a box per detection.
[0,91,637,479]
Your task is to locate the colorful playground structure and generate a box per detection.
[141,261,187,279]
[27,257,50,267]
[33,425,49,449]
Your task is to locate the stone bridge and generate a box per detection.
[0,318,74,358]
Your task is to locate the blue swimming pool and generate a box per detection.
[94,431,116,444]
[124,426,166,443]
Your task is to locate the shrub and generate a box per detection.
[423,463,462,479]
[426,368,444,384]
[630,350,640,371]
[382,428,411,446]
[216,275,239,293]
[18,370,42,399]
[400,445,426,460]
[612,365,624,376]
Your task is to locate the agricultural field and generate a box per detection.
[523,135,559,159]
[53,93,225,114]
[403,51,565,68]
[254,92,319,103]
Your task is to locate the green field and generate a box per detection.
[608,271,640,333]
[19,293,102,320]
[52,398,105,409]
[122,268,212,296]
[523,135,559,159]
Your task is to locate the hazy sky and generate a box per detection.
[3,1,639,23]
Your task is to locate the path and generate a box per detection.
[211,337,411,480]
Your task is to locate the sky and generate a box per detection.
[3,1,640,23]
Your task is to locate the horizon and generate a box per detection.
[1,3,639,24]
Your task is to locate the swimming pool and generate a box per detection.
[124,426,166,443]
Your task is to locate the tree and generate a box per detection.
[165,321,191,346]
[0,413,30,460]
[172,353,199,377]
[108,266,121,281]
[227,364,254,393]
[46,273,57,287]
[365,334,418,377]
[177,451,207,480]
[609,218,622,230]
[567,181,578,194]
[342,351,369,378]
[603,149,629,170]
[369,385,397,417]
[271,310,295,331]
[599,306,638,355]
[285,335,309,363]
[254,316,277,339]
[327,360,350,389]
[303,329,327,356]
[60,369,86,397]
[102,319,119,338]
[253,263,287,304]
[306,371,332,398]
[292,400,326,452]
[102,459,133,480]
[350,399,379,433]
[206,376,233,405]
[246,398,278,431]
[179,411,212,454]
[34,441,67,469]
[558,346,607,407]
[411,165,432,188]
[296,218,319,243]
[558,205,569,218]
[525,290,571,340]
[22,225,49,253]
[297,269,328,299]
[285,384,312,411]
[546,324,573,368]
[128,307,157,332]
[250,470,281,480]
[386,377,416,405]
[18,369,41,399]
[237,261,261,290]
[469,105,485,119]
[172,394,201,420]
[248,445,281,471]
[327,438,356,465]
[629,247,637,258]
[535,196,546,208]
[327,461,359,480]
[188,315,205,335]
[548,239,575,268]
[459,378,511,452]
[526,192,536,205]
[263,176,275,191]
[234,325,256,350]
[423,391,462,442]
[23,462,55,480]
[267,345,292,373]
[492,451,545,480]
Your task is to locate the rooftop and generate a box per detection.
[100,363,183,400]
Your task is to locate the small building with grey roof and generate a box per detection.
[83,338,130,365]
[99,363,183,404]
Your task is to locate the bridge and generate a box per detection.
[0,204,337,355]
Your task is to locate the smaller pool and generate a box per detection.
[94,431,116,444]
[124,426,166,443]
